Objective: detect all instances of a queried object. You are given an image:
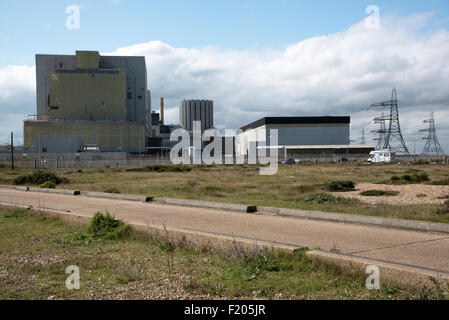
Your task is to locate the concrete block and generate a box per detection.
[83,191,152,203]
[156,198,251,213]
[306,250,449,290]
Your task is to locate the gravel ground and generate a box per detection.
[334,183,449,205]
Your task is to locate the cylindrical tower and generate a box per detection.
[179,99,214,131]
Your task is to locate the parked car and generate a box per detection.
[282,158,297,165]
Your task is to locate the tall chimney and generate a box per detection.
[160,97,164,125]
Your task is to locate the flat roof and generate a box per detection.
[284,145,374,150]
[239,116,350,132]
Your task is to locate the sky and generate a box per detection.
[1,0,449,153]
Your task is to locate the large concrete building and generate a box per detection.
[24,50,150,153]
[236,116,373,158]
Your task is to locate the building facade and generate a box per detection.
[25,50,150,153]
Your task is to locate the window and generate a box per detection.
[127,92,132,99]
[42,147,47,153]
[138,95,142,100]
[50,106,59,110]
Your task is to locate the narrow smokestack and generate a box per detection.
[160,97,164,125]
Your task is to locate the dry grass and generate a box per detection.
[2,206,446,300]
[1,163,449,223]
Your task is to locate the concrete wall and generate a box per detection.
[24,121,145,153]
[35,52,149,137]
[76,51,100,70]
[48,70,126,121]
[34,137,83,153]
[180,99,213,131]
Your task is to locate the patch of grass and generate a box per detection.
[104,187,120,194]
[302,194,353,204]
[1,206,447,300]
[429,179,449,186]
[126,165,192,173]
[437,200,449,215]
[40,181,56,189]
[12,169,68,186]
[387,172,429,185]
[326,181,355,192]
[297,185,318,193]
[360,190,400,197]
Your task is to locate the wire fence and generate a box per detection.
[0,153,447,169]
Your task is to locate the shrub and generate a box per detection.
[104,187,120,194]
[297,185,316,193]
[388,171,429,184]
[0,163,7,169]
[86,211,132,240]
[302,194,353,204]
[126,165,192,173]
[326,181,355,192]
[12,169,68,186]
[437,200,449,215]
[40,181,56,189]
[429,179,449,186]
[360,190,399,197]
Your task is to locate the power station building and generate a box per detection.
[179,99,214,132]
[236,116,373,158]
[24,50,150,153]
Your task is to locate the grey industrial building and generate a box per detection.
[25,50,151,153]
[236,116,373,158]
[179,99,214,132]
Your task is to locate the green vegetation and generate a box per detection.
[12,169,68,186]
[40,181,56,189]
[1,206,446,300]
[326,181,355,192]
[360,190,400,197]
[430,178,449,186]
[388,171,430,185]
[437,201,449,215]
[104,187,121,194]
[302,194,353,204]
[1,163,449,224]
[126,164,192,173]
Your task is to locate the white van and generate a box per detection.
[367,150,394,164]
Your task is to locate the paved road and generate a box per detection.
[1,188,448,273]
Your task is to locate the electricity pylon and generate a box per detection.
[372,113,387,150]
[420,111,445,156]
[369,87,409,154]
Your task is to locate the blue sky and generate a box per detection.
[1,0,449,151]
[1,0,449,67]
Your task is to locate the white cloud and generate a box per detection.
[1,12,449,152]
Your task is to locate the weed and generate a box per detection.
[360,190,400,197]
[437,201,449,215]
[387,171,429,185]
[104,187,120,194]
[429,178,449,186]
[297,185,317,193]
[126,165,192,173]
[302,194,353,204]
[40,181,56,189]
[86,211,132,240]
[326,181,355,192]
[0,208,28,220]
[13,169,68,186]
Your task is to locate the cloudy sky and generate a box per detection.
[1,0,449,153]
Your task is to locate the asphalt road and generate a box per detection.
[1,188,448,273]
